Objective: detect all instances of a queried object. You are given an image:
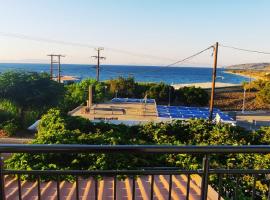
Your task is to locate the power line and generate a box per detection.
[0,32,176,62]
[220,44,270,55]
[132,45,214,74]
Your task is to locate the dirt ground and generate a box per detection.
[214,91,270,111]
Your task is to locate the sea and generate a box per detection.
[0,63,249,84]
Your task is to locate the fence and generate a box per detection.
[1,144,270,200]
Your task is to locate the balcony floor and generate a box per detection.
[4,174,221,200]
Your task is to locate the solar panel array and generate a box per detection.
[110,98,234,122]
[157,105,234,122]
[111,98,156,104]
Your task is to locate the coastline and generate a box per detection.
[225,70,269,81]
[224,70,254,79]
[172,82,241,89]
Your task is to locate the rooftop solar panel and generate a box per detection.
[157,105,234,122]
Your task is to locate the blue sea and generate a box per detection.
[0,63,249,84]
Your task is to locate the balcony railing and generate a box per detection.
[1,144,270,200]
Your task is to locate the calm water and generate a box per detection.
[0,63,249,84]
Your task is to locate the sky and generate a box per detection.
[0,0,269,66]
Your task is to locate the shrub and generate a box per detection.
[60,78,112,112]
[1,120,19,136]
[257,82,270,104]
[108,76,136,98]
[175,86,209,106]
[147,83,174,103]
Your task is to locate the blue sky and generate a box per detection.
[0,0,269,66]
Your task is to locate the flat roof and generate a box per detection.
[70,102,157,122]
[69,98,234,124]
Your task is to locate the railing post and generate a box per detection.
[201,154,210,200]
[0,154,5,200]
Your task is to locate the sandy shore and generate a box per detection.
[224,71,257,80]
[172,82,241,89]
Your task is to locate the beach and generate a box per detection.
[172,82,241,89]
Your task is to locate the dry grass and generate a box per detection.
[227,68,270,81]
[214,91,270,111]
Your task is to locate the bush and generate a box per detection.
[108,76,136,98]
[175,86,209,106]
[257,82,270,105]
[60,78,112,112]
[1,120,19,136]
[147,83,174,103]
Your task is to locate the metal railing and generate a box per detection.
[1,144,270,200]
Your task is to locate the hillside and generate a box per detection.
[226,63,270,80]
[226,63,270,70]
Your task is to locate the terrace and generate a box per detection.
[1,144,270,199]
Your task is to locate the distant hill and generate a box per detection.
[226,63,270,70]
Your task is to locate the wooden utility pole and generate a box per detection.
[209,42,219,121]
[88,85,93,108]
[47,54,65,82]
[92,47,105,82]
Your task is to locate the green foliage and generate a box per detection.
[108,76,136,97]
[106,76,207,105]
[0,71,65,127]
[60,78,112,112]
[175,86,209,106]
[0,99,20,136]
[0,71,64,110]
[5,109,270,198]
[146,83,174,103]
[245,79,270,105]
[1,119,19,136]
[257,82,270,104]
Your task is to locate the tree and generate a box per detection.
[175,86,209,106]
[108,76,136,97]
[60,78,112,112]
[257,82,270,105]
[147,83,174,103]
[0,71,65,126]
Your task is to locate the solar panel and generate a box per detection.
[157,105,234,122]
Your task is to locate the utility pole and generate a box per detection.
[242,88,246,113]
[47,54,65,83]
[168,84,172,106]
[209,42,219,121]
[92,47,106,82]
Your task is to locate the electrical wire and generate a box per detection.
[96,46,214,77]
[0,32,176,61]
[220,44,270,55]
[131,45,214,74]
